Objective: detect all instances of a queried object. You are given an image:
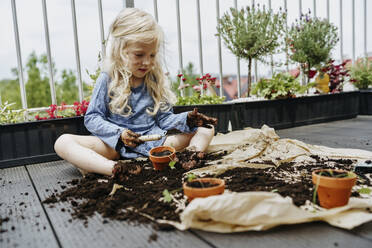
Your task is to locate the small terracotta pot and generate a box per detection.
[312,169,357,209]
[183,178,225,202]
[149,146,176,171]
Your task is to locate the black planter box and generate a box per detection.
[0,92,366,169]
[231,91,360,131]
[173,103,233,134]
[0,116,89,169]
[359,90,372,115]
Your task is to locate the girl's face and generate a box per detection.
[126,41,157,85]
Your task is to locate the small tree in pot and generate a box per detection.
[286,12,338,85]
[217,4,286,96]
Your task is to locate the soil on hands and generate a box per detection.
[42,152,372,228]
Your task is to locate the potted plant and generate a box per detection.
[183,177,225,202]
[312,169,357,209]
[148,146,176,171]
[217,4,286,96]
[349,58,372,115]
[286,12,338,85]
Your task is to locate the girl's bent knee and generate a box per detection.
[54,134,73,153]
[198,125,215,137]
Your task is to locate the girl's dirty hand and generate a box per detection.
[121,129,143,148]
[187,108,218,128]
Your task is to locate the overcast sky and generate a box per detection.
[0,0,371,84]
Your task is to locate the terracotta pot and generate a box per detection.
[183,178,225,202]
[148,146,176,171]
[312,169,357,209]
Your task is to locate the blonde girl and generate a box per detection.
[54,8,217,176]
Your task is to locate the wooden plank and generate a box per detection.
[27,160,212,248]
[193,222,372,248]
[0,166,59,247]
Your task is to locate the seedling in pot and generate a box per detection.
[312,169,357,209]
[187,173,197,182]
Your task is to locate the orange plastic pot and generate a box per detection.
[312,169,357,209]
[183,178,225,202]
[148,146,176,171]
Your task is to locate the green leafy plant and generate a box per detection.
[217,4,287,96]
[187,173,197,182]
[357,187,372,194]
[287,12,338,84]
[169,160,176,170]
[349,58,372,90]
[251,73,314,100]
[162,189,173,203]
[0,101,26,124]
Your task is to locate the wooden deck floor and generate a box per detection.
[1,116,372,248]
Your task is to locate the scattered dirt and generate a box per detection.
[42,150,226,229]
[39,151,372,231]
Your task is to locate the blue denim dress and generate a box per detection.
[84,72,194,158]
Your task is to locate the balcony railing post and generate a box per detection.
[364,0,367,58]
[175,0,184,97]
[326,0,330,20]
[71,0,84,102]
[196,0,204,94]
[123,0,134,8]
[340,0,344,61]
[269,0,273,77]
[284,0,289,72]
[313,0,316,17]
[153,0,158,22]
[253,0,258,83]
[11,0,27,110]
[41,0,57,105]
[215,0,223,97]
[98,0,106,59]
[234,0,241,98]
[352,0,355,62]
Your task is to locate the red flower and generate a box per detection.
[177,74,183,78]
[308,70,317,79]
[182,78,186,82]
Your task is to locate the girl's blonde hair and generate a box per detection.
[104,8,176,116]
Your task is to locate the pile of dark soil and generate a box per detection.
[42,151,372,228]
[217,156,371,206]
[43,150,226,228]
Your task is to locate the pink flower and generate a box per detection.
[178,83,190,90]
[192,85,201,92]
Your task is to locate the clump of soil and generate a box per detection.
[42,151,372,228]
[151,151,172,157]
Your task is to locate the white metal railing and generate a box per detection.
[7,0,369,112]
